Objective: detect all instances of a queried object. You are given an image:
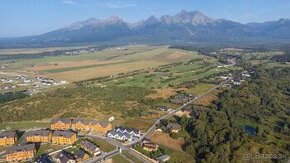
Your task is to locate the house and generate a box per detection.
[107,131,133,141]
[157,155,171,162]
[141,138,158,152]
[34,154,54,163]
[52,131,77,145]
[80,139,101,156]
[0,131,17,146]
[166,123,182,133]
[143,143,159,152]
[6,144,36,162]
[55,151,76,163]
[181,107,192,117]
[182,107,192,114]
[90,120,112,133]
[51,118,71,130]
[115,126,141,137]
[68,149,89,162]
[25,130,52,143]
[71,119,91,131]
[159,106,169,111]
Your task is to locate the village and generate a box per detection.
[0,115,181,163]
[0,74,67,95]
[0,71,251,163]
[0,99,205,163]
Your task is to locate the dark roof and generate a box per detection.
[51,118,71,124]
[6,144,35,154]
[35,155,54,163]
[80,140,99,153]
[71,118,90,125]
[72,149,86,159]
[55,151,75,163]
[182,107,192,112]
[166,123,182,130]
[90,120,110,127]
[0,131,16,138]
[52,131,75,138]
[24,130,51,137]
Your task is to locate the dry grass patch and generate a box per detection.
[194,88,224,106]
[166,51,187,60]
[150,131,185,151]
[146,88,176,99]
[146,87,186,99]
[124,118,155,132]
[44,61,165,82]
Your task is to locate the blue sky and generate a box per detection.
[0,0,289,37]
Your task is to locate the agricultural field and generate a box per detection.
[0,45,243,132]
[1,45,201,82]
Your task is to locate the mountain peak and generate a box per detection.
[106,16,124,24]
[174,10,213,25]
[69,17,101,29]
[143,16,159,25]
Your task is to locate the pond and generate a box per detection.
[244,125,257,136]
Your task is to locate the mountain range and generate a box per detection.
[2,10,290,47]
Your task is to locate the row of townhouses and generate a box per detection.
[107,126,141,141]
[51,118,112,133]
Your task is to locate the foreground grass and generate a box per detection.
[122,151,143,163]
[111,154,131,163]
[90,137,116,152]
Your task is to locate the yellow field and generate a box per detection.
[3,45,200,82]
[44,60,166,82]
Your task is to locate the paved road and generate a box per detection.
[141,79,229,140]
[84,79,229,163]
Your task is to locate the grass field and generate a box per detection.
[111,154,131,163]
[2,45,202,82]
[90,137,116,152]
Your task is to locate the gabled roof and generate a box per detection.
[108,131,132,139]
[51,118,71,124]
[52,131,75,138]
[72,149,87,159]
[80,140,99,153]
[182,107,192,112]
[0,131,16,138]
[143,143,158,150]
[35,155,54,163]
[71,118,91,125]
[115,126,140,134]
[56,151,75,163]
[6,144,35,154]
[24,130,51,137]
[90,120,110,127]
[166,123,182,130]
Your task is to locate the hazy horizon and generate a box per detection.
[0,0,290,37]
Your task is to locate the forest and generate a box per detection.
[0,91,28,104]
[177,66,289,162]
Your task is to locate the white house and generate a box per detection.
[107,131,133,141]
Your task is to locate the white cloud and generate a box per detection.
[62,0,76,5]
